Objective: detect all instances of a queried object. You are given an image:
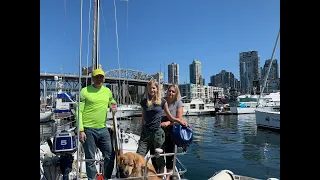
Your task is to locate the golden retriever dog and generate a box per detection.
[118,152,161,180]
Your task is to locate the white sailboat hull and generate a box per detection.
[255,108,280,130]
[183,109,214,116]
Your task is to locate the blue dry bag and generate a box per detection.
[171,124,193,147]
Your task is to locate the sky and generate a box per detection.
[40,0,280,84]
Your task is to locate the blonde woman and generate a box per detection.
[136,80,187,175]
[160,84,188,180]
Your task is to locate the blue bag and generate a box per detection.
[171,124,193,147]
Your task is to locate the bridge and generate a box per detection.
[40,69,171,104]
[39,68,170,85]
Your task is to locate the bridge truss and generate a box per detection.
[40,69,159,103]
[105,69,154,81]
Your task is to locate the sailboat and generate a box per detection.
[255,29,280,131]
[40,0,187,179]
[229,62,280,115]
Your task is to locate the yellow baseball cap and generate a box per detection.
[92,69,105,77]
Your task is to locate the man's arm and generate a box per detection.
[107,88,117,114]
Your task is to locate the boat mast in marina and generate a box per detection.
[92,0,99,72]
[257,29,280,104]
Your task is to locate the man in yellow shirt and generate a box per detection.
[77,68,117,179]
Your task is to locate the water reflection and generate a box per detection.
[184,116,213,144]
[242,128,280,162]
[183,116,214,161]
[238,114,280,179]
[214,115,239,135]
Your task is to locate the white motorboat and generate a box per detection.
[230,92,280,114]
[182,98,215,116]
[107,104,141,119]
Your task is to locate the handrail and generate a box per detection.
[76,148,188,180]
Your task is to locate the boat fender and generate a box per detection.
[209,170,234,180]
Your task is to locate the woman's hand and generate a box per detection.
[161,121,171,127]
[180,121,188,127]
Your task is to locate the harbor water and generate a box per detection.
[40,114,280,180]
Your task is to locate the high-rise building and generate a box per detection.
[239,51,260,94]
[209,70,240,91]
[189,59,202,85]
[168,63,179,84]
[262,59,279,80]
[261,59,280,93]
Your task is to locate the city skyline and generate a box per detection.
[40,0,280,82]
[167,54,279,92]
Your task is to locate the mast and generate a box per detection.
[91,0,100,71]
[257,29,280,105]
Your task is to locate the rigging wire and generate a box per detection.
[85,0,92,87]
[120,0,131,105]
[64,0,67,38]
[76,0,84,179]
[99,0,109,76]
[100,0,121,117]
[97,0,100,69]
[124,0,130,104]
[113,0,123,121]
[100,3,109,44]
[100,0,123,120]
